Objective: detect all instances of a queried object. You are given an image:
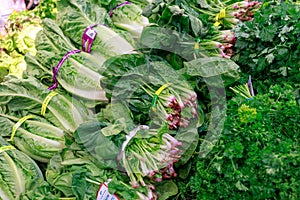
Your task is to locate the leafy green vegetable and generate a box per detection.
[18,178,60,200]
[0,76,92,133]
[56,0,135,57]
[155,180,178,200]
[0,113,65,163]
[0,51,26,80]
[0,136,43,200]
[27,18,108,102]
[110,1,149,38]
[15,25,42,56]
[45,142,118,199]
[184,57,240,87]
[177,83,300,199]
[233,1,300,92]
[0,11,42,81]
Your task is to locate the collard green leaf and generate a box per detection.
[74,121,119,167]
[175,127,199,166]
[155,180,178,200]
[184,57,240,87]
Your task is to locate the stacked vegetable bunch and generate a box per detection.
[0,0,216,199]
[4,0,292,199]
[193,0,261,28]
[140,0,261,60]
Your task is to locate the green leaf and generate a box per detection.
[0,136,43,200]
[0,76,92,133]
[56,0,135,57]
[184,57,240,87]
[0,113,65,163]
[156,180,178,200]
[175,128,199,166]
[188,14,203,36]
[235,180,249,191]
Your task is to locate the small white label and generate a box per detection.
[86,28,96,39]
[96,183,119,200]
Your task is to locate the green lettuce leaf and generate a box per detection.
[56,0,135,57]
[29,18,108,101]
[0,76,93,133]
[0,113,65,163]
[0,136,43,200]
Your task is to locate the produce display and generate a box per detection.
[0,0,299,200]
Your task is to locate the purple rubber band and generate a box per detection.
[48,49,81,90]
[109,1,131,17]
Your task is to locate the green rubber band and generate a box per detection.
[41,91,58,116]
[9,114,36,142]
[0,145,15,153]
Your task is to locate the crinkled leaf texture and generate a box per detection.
[0,136,43,200]
[0,113,65,163]
[56,0,135,58]
[0,76,92,133]
[184,57,240,87]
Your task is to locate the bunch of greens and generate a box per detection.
[0,136,43,200]
[233,1,300,92]
[100,54,203,129]
[191,0,261,29]
[56,0,135,58]
[115,125,182,187]
[45,142,116,199]
[141,0,260,59]
[176,83,300,199]
[0,113,65,163]
[0,11,42,81]
[74,119,191,200]
[0,76,92,133]
[26,18,108,102]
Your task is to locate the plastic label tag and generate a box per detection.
[86,28,97,39]
[96,183,119,200]
[82,24,98,53]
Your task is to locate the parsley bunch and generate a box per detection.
[233,1,300,92]
[175,83,300,200]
